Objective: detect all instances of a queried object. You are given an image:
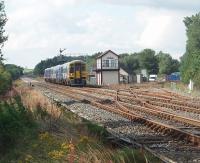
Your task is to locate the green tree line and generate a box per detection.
[34,49,180,76]
[119,49,179,76]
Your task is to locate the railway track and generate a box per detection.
[116,89,200,115]
[37,82,200,142]
[34,82,200,162]
[42,83,200,122]
[130,91,200,109]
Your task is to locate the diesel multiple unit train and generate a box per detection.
[44,60,87,86]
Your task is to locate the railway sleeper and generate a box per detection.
[176,134,187,141]
[162,129,172,135]
[149,124,158,130]
[157,127,167,133]
[153,126,162,132]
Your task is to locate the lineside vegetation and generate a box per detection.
[0,82,161,162]
[181,13,200,86]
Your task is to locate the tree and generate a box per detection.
[86,52,102,72]
[156,51,180,75]
[170,59,180,73]
[0,64,11,94]
[138,49,158,74]
[0,1,7,63]
[5,64,24,80]
[0,1,10,95]
[119,53,140,75]
[180,13,200,85]
[156,51,172,75]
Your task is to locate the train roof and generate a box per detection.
[68,60,85,64]
[44,60,85,71]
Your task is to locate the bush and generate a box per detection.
[0,64,12,95]
[5,64,23,80]
[0,96,36,154]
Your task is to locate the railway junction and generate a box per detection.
[23,78,200,163]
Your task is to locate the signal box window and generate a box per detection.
[111,60,116,68]
[103,60,109,67]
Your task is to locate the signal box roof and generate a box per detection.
[97,50,119,58]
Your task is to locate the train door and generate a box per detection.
[69,64,74,85]
[75,63,82,84]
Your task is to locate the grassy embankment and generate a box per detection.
[0,81,161,163]
[163,81,200,97]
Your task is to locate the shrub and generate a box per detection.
[0,96,35,154]
[0,64,12,95]
[5,64,23,80]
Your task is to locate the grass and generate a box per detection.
[0,82,161,163]
[83,119,109,141]
[164,81,200,97]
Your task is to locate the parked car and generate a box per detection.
[149,74,157,82]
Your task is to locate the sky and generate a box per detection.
[3,0,200,68]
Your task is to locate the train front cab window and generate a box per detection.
[69,64,74,80]
[75,64,81,71]
[70,64,74,73]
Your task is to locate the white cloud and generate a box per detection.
[99,0,200,11]
[137,15,171,48]
[3,0,199,68]
[135,9,188,59]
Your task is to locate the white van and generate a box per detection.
[149,74,157,82]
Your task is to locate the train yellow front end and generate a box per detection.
[68,60,87,86]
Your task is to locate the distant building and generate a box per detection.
[120,68,129,83]
[96,50,119,85]
[141,69,148,78]
[137,74,143,84]
[141,69,148,82]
